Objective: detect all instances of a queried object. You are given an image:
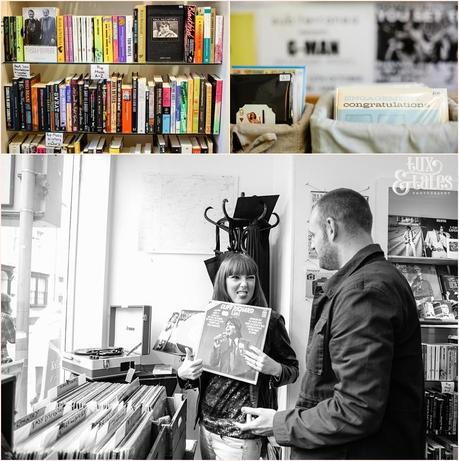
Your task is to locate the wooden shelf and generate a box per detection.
[388,256,457,265]
[420,320,458,328]
[7,130,219,136]
[3,61,222,66]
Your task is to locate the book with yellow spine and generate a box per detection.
[16,16,24,62]
[94,16,103,62]
[57,15,65,62]
[137,5,146,63]
[192,73,200,133]
[187,74,194,133]
[102,16,113,62]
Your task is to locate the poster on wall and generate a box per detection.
[376,2,458,91]
[255,2,375,94]
[197,301,271,384]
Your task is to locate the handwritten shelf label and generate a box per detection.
[46,132,64,147]
[13,63,31,79]
[91,64,109,80]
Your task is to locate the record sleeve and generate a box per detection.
[230,73,292,125]
[196,301,271,385]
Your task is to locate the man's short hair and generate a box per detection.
[314,188,373,235]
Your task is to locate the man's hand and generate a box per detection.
[177,347,203,380]
[244,346,282,377]
[234,407,276,437]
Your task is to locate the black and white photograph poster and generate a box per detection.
[197,301,271,384]
[22,7,58,62]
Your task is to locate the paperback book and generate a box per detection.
[23,7,59,62]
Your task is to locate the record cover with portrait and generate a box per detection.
[197,301,271,384]
[146,4,185,62]
[420,218,458,258]
[22,7,59,62]
[388,215,424,257]
[394,263,442,302]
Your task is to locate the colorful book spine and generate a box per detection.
[66,80,72,131]
[184,6,196,63]
[30,84,38,131]
[176,79,182,133]
[198,76,206,133]
[137,5,146,63]
[121,84,132,132]
[118,16,126,63]
[72,16,79,62]
[210,8,216,63]
[126,15,133,63]
[205,81,212,134]
[94,16,103,63]
[86,16,93,62]
[103,16,113,62]
[15,16,24,62]
[4,18,10,62]
[133,8,138,62]
[137,77,146,134]
[59,82,67,130]
[63,16,70,62]
[10,17,17,62]
[194,11,204,63]
[215,16,224,63]
[57,16,65,62]
[203,7,211,64]
[211,75,223,134]
[186,75,193,133]
[112,16,119,63]
[192,74,200,133]
[162,83,171,134]
[169,76,176,134]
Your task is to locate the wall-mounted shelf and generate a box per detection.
[388,256,457,266]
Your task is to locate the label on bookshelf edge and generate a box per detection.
[441,381,455,394]
[46,132,64,147]
[13,63,31,79]
[91,64,109,80]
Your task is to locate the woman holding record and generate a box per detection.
[178,253,298,460]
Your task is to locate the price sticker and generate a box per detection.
[13,63,31,79]
[46,132,64,147]
[91,64,109,80]
[125,368,136,383]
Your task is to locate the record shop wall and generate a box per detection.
[287,154,458,409]
[72,156,295,359]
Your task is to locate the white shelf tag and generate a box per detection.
[13,63,31,79]
[441,381,454,394]
[91,64,109,80]
[125,368,135,383]
[46,132,64,147]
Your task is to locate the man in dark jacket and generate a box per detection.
[237,188,424,459]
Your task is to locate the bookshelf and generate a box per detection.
[1,0,230,153]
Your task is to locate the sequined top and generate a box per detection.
[201,374,256,438]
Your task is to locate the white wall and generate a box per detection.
[287,154,458,408]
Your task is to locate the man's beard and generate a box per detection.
[318,241,340,271]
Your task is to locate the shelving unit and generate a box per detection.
[1,0,230,153]
[388,256,458,266]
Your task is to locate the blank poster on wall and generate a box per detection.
[138,173,238,254]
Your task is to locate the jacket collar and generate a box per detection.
[323,244,385,298]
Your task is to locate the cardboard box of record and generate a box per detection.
[62,305,152,379]
[311,90,458,154]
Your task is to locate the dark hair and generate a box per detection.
[212,253,268,307]
[314,188,372,235]
[225,317,243,337]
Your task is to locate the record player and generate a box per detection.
[62,305,152,379]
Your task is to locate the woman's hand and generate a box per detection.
[244,345,282,377]
[178,347,203,380]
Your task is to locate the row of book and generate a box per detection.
[426,436,458,460]
[4,73,223,135]
[14,376,170,459]
[3,4,224,63]
[425,389,457,437]
[422,343,458,381]
[8,132,216,154]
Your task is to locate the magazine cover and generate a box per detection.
[440,274,458,302]
[375,2,458,91]
[388,216,424,257]
[197,301,271,384]
[152,309,204,355]
[22,7,58,62]
[420,218,458,258]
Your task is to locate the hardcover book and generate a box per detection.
[23,7,59,62]
[146,4,185,62]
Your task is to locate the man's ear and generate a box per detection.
[326,217,338,241]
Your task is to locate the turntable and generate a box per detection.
[62,305,151,379]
